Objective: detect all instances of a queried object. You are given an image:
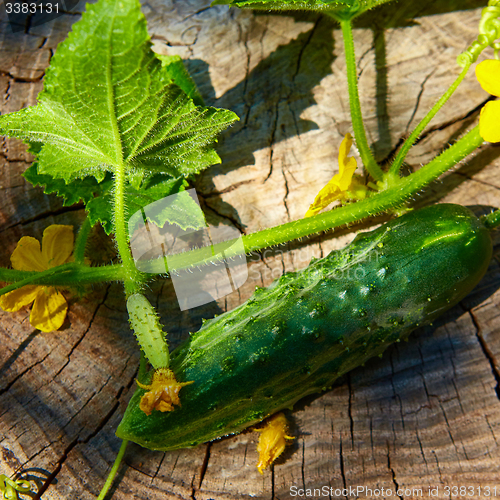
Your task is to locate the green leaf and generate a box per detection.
[0,0,238,183]
[127,185,207,234]
[86,176,203,235]
[156,54,204,106]
[212,0,352,11]
[24,162,104,207]
[354,0,395,17]
[211,0,394,17]
[24,162,200,235]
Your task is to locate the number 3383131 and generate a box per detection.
[5,2,59,13]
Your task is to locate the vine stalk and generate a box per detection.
[0,126,484,296]
[113,164,143,297]
[74,217,92,265]
[339,17,384,182]
[96,440,128,500]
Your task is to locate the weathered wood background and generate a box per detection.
[1,0,500,498]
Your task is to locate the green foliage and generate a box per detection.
[156,54,205,106]
[24,164,202,235]
[24,162,102,208]
[212,0,353,11]
[85,176,203,234]
[0,0,238,186]
[211,0,394,17]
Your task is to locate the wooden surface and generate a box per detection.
[1,1,500,499]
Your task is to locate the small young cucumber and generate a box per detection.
[117,204,492,451]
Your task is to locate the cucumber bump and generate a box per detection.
[117,203,493,451]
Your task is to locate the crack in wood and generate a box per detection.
[182,4,212,22]
[61,373,114,432]
[346,373,354,451]
[270,463,275,499]
[263,100,280,183]
[405,68,437,135]
[197,442,211,490]
[151,452,166,484]
[33,389,130,499]
[0,70,44,84]
[338,438,347,499]
[0,329,41,375]
[391,361,406,433]
[386,443,403,500]
[0,204,85,234]
[380,96,492,167]
[281,160,291,221]
[32,436,78,500]
[300,437,306,496]
[199,193,247,234]
[415,429,430,473]
[293,16,321,80]
[437,399,464,468]
[0,350,52,396]
[469,309,500,402]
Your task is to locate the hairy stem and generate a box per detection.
[389,61,472,176]
[0,263,125,297]
[113,166,142,297]
[74,217,92,265]
[340,17,384,182]
[141,127,483,274]
[242,128,482,250]
[0,129,484,289]
[113,165,171,366]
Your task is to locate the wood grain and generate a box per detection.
[1,1,500,498]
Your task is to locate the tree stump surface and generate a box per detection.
[1,1,500,499]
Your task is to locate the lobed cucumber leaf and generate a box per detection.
[156,54,205,107]
[212,0,352,10]
[88,176,205,234]
[24,162,101,208]
[211,0,395,18]
[0,0,238,186]
[24,164,202,234]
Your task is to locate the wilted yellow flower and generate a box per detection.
[0,225,73,332]
[136,368,193,416]
[476,59,500,143]
[254,412,294,474]
[305,133,367,217]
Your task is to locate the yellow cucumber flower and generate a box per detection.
[136,368,193,416]
[476,59,500,143]
[0,225,73,332]
[254,412,294,474]
[305,133,367,218]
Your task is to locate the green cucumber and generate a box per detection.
[117,203,493,450]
